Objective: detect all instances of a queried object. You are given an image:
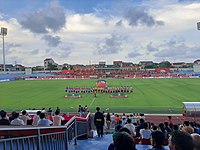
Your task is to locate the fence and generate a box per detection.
[0,113,91,150]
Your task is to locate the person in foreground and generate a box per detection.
[150,130,165,150]
[114,132,136,150]
[94,107,104,137]
[168,130,194,150]
[191,133,200,150]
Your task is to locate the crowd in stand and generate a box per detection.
[60,69,190,79]
[1,107,200,150]
[101,112,200,150]
[0,108,64,126]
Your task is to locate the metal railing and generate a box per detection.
[0,112,91,150]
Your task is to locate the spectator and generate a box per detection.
[169,130,194,150]
[94,107,104,137]
[181,121,194,134]
[32,111,41,126]
[108,127,132,150]
[106,113,111,129]
[78,105,85,117]
[131,113,137,124]
[158,123,168,139]
[47,108,53,116]
[9,111,16,122]
[37,113,52,126]
[10,113,24,126]
[164,122,172,136]
[168,116,173,126]
[115,120,123,132]
[150,130,165,150]
[191,133,200,150]
[181,125,194,134]
[20,110,31,125]
[124,118,135,136]
[41,108,46,113]
[110,113,116,128]
[114,132,136,150]
[152,125,158,131]
[84,105,88,113]
[172,124,179,131]
[53,110,64,126]
[121,113,127,123]
[115,114,120,124]
[140,122,151,139]
[0,111,10,125]
[135,118,145,137]
[56,107,60,113]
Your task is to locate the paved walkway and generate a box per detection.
[69,133,113,150]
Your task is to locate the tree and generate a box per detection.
[159,61,172,68]
[47,63,58,70]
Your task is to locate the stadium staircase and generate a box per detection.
[69,133,113,150]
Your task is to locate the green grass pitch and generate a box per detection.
[1,78,200,114]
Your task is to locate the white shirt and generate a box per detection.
[140,129,152,139]
[20,115,31,125]
[53,115,64,126]
[124,123,135,135]
[110,115,116,121]
[32,115,40,126]
[37,118,52,126]
[11,118,24,126]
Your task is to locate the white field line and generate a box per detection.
[89,98,96,107]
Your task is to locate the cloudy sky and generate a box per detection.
[0,0,200,67]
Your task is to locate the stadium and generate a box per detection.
[1,0,200,150]
[1,62,200,149]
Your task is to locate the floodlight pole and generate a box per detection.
[1,27,7,72]
[2,32,5,72]
[197,22,200,30]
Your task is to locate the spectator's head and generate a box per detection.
[11,111,16,116]
[191,133,200,150]
[114,132,135,150]
[39,113,46,119]
[151,130,165,146]
[119,127,131,135]
[143,122,149,129]
[13,113,19,119]
[140,118,144,124]
[37,111,41,116]
[55,110,60,115]
[152,125,158,131]
[127,118,131,124]
[22,110,27,115]
[183,121,190,126]
[0,111,6,118]
[159,123,164,129]
[96,107,100,112]
[173,124,179,131]
[169,131,194,150]
[164,122,169,127]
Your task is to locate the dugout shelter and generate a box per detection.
[182,102,200,117]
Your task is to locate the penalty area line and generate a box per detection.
[89,98,96,107]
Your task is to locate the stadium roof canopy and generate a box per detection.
[183,102,200,117]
